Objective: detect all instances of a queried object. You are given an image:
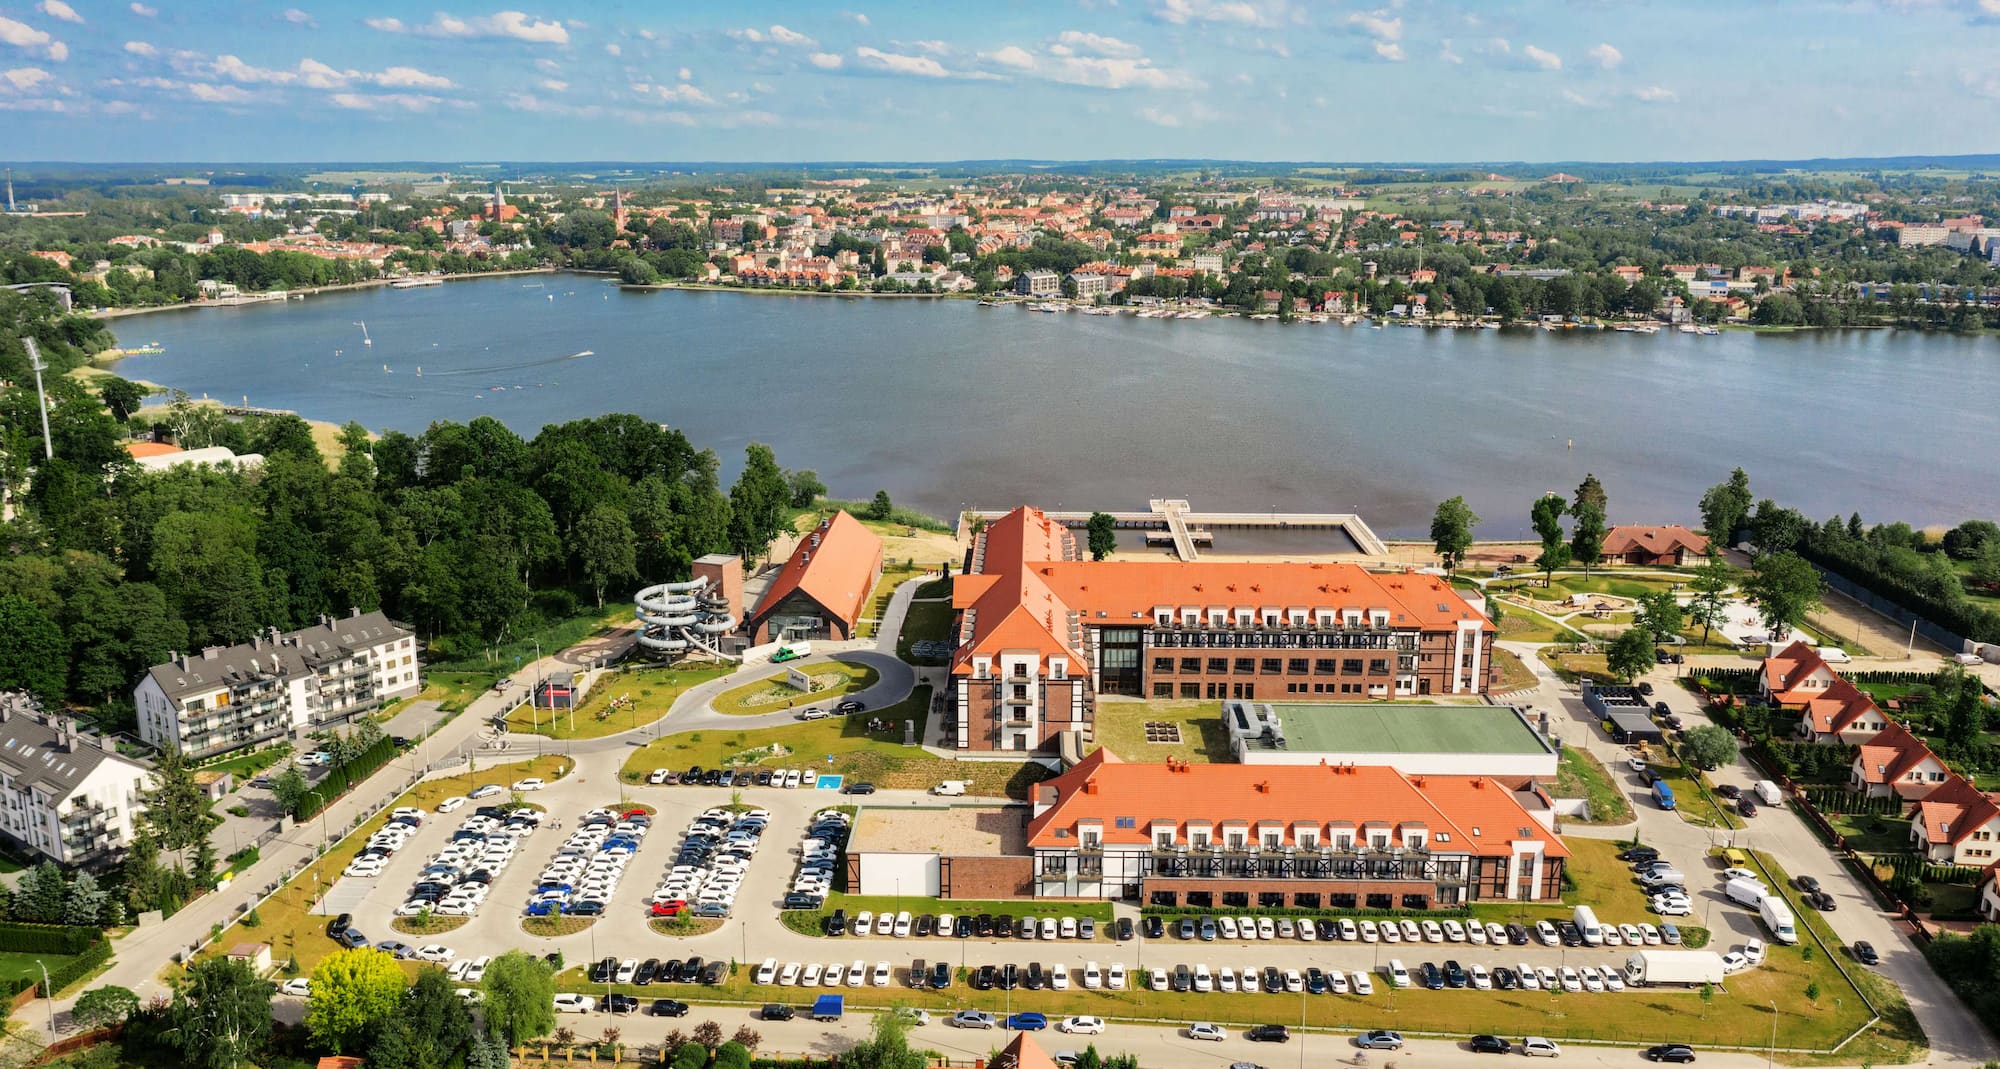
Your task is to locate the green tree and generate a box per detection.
[1569,501,1607,578]
[97,376,149,422]
[836,1008,928,1069]
[163,956,273,1069]
[726,443,789,560]
[71,985,140,1031]
[63,869,107,926]
[1635,590,1684,644]
[1086,512,1118,561]
[1535,543,1571,589]
[1681,724,1739,770]
[481,950,556,1046]
[671,1043,708,1069]
[1428,496,1478,573]
[1573,473,1607,517]
[140,745,216,877]
[0,594,66,703]
[785,469,826,509]
[573,505,638,608]
[270,766,310,815]
[1607,627,1655,683]
[371,967,471,1069]
[1742,551,1823,637]
[1531,493,1567,550]
[712,1042,752,1069]
[866,489,894,521]
[306,947,408,1054]
[1937,667,1987,752]
[1699,468,1753,544]
[1686,552,1734,644]
[14,862,65,923]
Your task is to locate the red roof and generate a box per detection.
[1854,721,1942,789]
[1763,640,1833,704]
[992,1033,1061,1069]
[1916,775,2000,846]
[1026,749,1565,858]
[1803,680,1882,737]
[1602,525,1709,559]
[124,441,184,458]
[746,511,882,635]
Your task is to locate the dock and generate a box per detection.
[962,498,1390,561]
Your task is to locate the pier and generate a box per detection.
[961,498,1390,561]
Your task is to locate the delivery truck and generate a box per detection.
[1623,950,1728,987]
[1651,780,1677,810]
[1755,780,1784,806]
[1573,905,1604,945]
[1759,896,1799,944]
[1724,877,1769,908]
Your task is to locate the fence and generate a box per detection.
[1803,786,1904,816]
[1812,566,1971,653]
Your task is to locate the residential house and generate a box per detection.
[741,511,884,645]
[1978,861,2000,921]
[1762,641,1840,707]
[1796,680,1891,744]
[0,693,153,866]
[1067,271,1108,298]
[1910,775,2000,864]
[1015,269,1061,297]
[1851,721,1952,801]
[1601,524,1710,566]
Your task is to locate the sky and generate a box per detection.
[1,0,1997,164]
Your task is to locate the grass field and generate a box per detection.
[710,659,879,716]
[1540,650,1620,685]
[857,565,928,638]
[1092,699,1233,763]
[1650,752,1743,831]
[1489,647,1539,692]
[1539,574,1685,599]
[508,664,733,739]
[197,754,573,975]
[0,951,73,987]
[896,600,954,663]
[1495,601,1585,644]
[1557,747,1635,824]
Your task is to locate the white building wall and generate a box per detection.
[856,851,941,897]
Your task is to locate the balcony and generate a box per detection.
[1145,846,1462,883]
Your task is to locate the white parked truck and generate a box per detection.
[1573,905,1604,945]
[931,781,969,796]
[1755,780,1784,806]
[1623,950,1728,987]
[1724,877,1769,909]
[1759,896,1799,944]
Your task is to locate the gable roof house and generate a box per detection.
[1762,641,1841,707]
[1796,680,1891,744]
[1600,524,1710,566]
[742,511,884,645]
[1910,774,2000,864]
[1851,721,1953,801]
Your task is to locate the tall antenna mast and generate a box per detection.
[22,337,53,459]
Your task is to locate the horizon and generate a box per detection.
[3,1,1997,161]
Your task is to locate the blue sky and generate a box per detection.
[1,0,1995,163]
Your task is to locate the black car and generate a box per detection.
[1262,966,1283,992]
[1557,921,1584,946]
[325,913,353,939]
[702,769,724,786]
[700,961,727,984]
[1306,968,1328,994]
[1796,875,1822,894]
[1739,798,1759,817]
[1493,966,1518,991]
[599,994,639,1015]
[931,961,952,988]
[1246,1025,1290,1043]
[1505,923,1529,945]
[1443,960,1467,988]
[1637,682,1654,696]
[971,965,994,990]
[844,782,878,795]
[1176,917,1196,940]
[1025,963,1044,991]
[1171,965,1191,993]
[570,901,606,917]
[1716,783,1741,800]
[955,915,974,938]
[1808,890,1837,911]
[1469,1035,1512,1055]
[1663,714,1685,729]
[683,956,705,981]
[974,914,994,937]
[1618,846,1661,863]
[784,892,824,910]
[760,1004,795,1022]
[634,959,658,985]
[1852,941,1879,965]
[543,952,563,970]
[589,957,616,983]
[1420,962,1444,990]
[650,999,689,1018]
[836,699,866,714]
[1144,915,1164,939]
[657,959,684,983]
[1644,1043,1697,1063]
[825,909,847,936]
[753,770,774,786]
[1654,701,1671,716]
[1116,917,1135,941]
[999,963,1019,990]
[916,914,936,937]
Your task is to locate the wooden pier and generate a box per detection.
[962,499,1390,561]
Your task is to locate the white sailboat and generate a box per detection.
[354,320,372,347]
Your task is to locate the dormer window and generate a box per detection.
[1049,657,1067,680]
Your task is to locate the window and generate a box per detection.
[1369,658,1390,675]
[1288,658,1308,674]
[1186,891,1214,908]
[1314,658,1336,674]
[1259,891,1286,907]
[1180,657,1201,674]
[1180,683,1201,698]
[1401,894,1430,910]
[1150,891,1178,907]
[1343,658,1363,674]
[1153,683,1174,698]
[1115,817,1136,829]
[1260,658,1282,674]
[1331,893,1356,909]
[1207,658,1228,674]
[1365,893,1393,909]
[1261,832,1281,849]
[1233,657,1255,674]
[1154,657,1174,674]
[1222,891,1249,908]
[1205,682,1224,699]
[1154,831,1174,849]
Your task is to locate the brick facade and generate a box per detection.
[941,855,1034,899]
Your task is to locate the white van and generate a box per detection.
[1385,959,1411,988]
[931,781,969,796]
[1724,877,1768,909]
[1754,781,1784,807]
[1573,905,1605,946]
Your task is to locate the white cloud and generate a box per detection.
[370,11,568,44]
[649,82,713,104]
[0,16,65,61]
[1633,85,1677,102]
[538,77,566,91]
[768,24,814,47]
[534,57,559,72]
[1055,30,1140,57]
[209,54,296,84]
[728,27,763,42]
[604,42,620,56]
[1151,0,1272,27]
[677,66,691,80]
[129,2,156,15]
[855,45,949,77]
[983,41,1202,89]
[1373,41,1404,61]
[1561,88,1601,108]
[908,39,950,53]
[38,1,82,25]
[1439,39,1463,64]
[188,82,255,103]
[1522,44,1562,70]
[331,91,441,111]
[808,51,843,69]
[1587,43,1622,69]
[283,8,317,27]
[984,44,1036,69]
[1346,12,1401,41]
[123,39,156,55]
[844,11,869,25]
[2,66,51,91]
[376,65,453,88]
[1139,105,1180,127]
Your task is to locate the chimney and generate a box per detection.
[1082,779,1098,795]
[202,647,221,661]
[350,606,360,618]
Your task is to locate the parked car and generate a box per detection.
[1852,941,1880,966]
[760,1004,795,1022]
[1522,1037,1562,1058]
[650,999,690,1017]
[952,1011,998,1030]
[1469,1035,1512,1055]
[552,994,592,1014]
[1644,1044,1698,1063]
[1355,1030,1405,1050]
[1246,1025,1290,1043]
[1186,1023,1227,1043]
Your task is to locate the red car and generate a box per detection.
[622,809,649,821]
[650,900,687,917]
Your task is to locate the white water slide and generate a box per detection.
[634,576,739,659]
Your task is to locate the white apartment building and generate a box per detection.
[134,609,420,759]
[0,694,153,866]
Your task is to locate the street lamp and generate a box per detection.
[34,960,52,1036]
[1767,999,1777,1069]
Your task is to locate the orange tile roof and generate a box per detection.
[1916,775,2000,846]
[1763,640,1831,704]
[746,511,882,634]
[124,441,184,458]
[992,1033,1061,1069]
[1803,680,1881,736]
[1026,749,1565,858]
[1854,721,1940,787]
[1602,524,1709,558]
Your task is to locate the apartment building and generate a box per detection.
[134,609,420,759]
[1026,749,1566,906]
[949,507,1493,752]
[1015,269,1061,297]
[0,694,153,866]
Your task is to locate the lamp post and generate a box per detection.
[1768,999,1777,1069]
[34,960,52,1036]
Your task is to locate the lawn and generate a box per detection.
[1091,699,1234,763]
[1829,812,1910,855]
[197,754,574,975]
[198,744,294,780]
[857,564,929,639]
[1540,573,1685,600]
[1489,646,1538,693]
[1495,601,1585,644]
[711,658,879,716]
[507,664,733,739]
[895,600,954,664]
[782,896,1114,938]
[1556,747,1635,824]
[0,951,74,987]
[1649,752,1743,831]
[621,687,1049,799]
[1539,649,1620,685]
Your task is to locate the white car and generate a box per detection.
[1441,919,1465,942]
[1059,1016,1105,1035]
[1579,966,1606,992]
[1049,965,1070,990]
[1629,756,1648,772]
[1358,919,1379,942]
[871,961,890,987]
[1467,922,1488,944]
[1744,938,1767,965]
[415,944,456,963]
[463,956,491,982]
[436,796,468,813]
[1398,920,1421,942]
[894,912,914,938]
[1256,917,1276,939]
[1338,919,1358,940]
[278,978,310,997]
[343,860,384,878]
[647,769,673,784]
[1468,963,1492,990]
[853,912,874,937]
[1106,962,1126,990]
[1349,971,1373,995]
[1523,1037,1562,1058]
[1559,967,1582,993]
[1651,893,1694,916]
[1218,916,1239,939]
[1620,923,1645,945]
[778,962,801,986]
[1187,1023,1226,1042]
[469,784,503,799]
[1081,961,1101,989]
[1640,923,1663,945]
[511,778,545,791]
[801,963,822,986]
[1603,970,1626,992]
[1421,919,1444,942]
[1217,967,1237,993]
[1516,964,1541,990]
[1721,951,1750,973]
[1721,867,1761,883]
[1327,970,1350,995]
[1149,968,1169,991]
[1283,969,1303,993]
[1535,920,1561,946]
[553,993,592,1014]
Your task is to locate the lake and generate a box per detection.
[108,275,2000,539]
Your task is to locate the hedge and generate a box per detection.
[0,922,105,956]
[292,735,401,820]
[40,937,110,995]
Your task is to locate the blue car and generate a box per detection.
[1004,1012,1048,1031]
[525,902,559,917]
[535,883,572,894]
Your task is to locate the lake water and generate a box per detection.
[109,275,2000,539]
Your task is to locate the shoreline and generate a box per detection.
[89,267,561,322]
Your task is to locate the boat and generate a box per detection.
[354,320,371,347]
[1678,324,1698,334]
[1698,325,1720,335]
[391,277,443,289]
